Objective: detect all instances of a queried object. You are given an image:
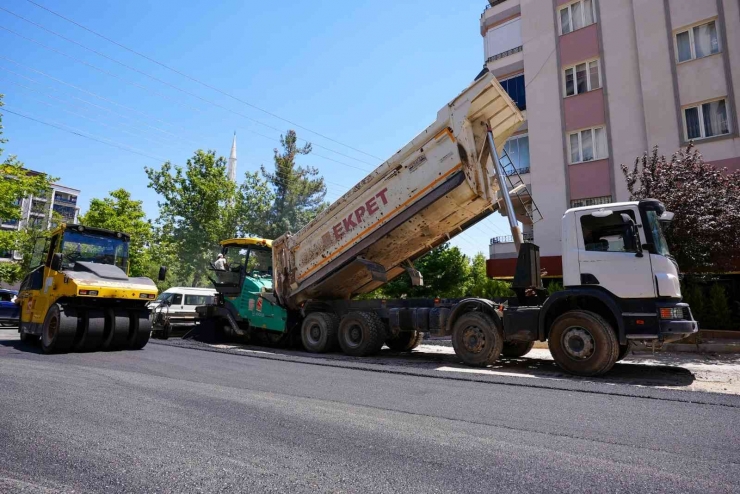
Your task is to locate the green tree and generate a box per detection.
[466,252,514,299]
[0,94,56,284]
[381,244,471,299]
[146,150,237,287]
[704,283,732,329]
[261,130,326,239]
[79,189,153,277]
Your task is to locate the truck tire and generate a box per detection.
[73,311,106,352]
[452,311,504,367]
[41,305,76,354]
[385,331,424,352]
[548,310,619,376]
[617,343,632,362]
[101,309,131,351]
[501,340,535,358]
[301,312,339,353]
[130,314,152,350]
[338,312,385,357]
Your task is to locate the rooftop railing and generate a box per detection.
[490,232,534,245]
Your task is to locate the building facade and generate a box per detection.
[482,0,740,278]
[1,176,80,262]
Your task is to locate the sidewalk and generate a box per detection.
[425,330,740,354]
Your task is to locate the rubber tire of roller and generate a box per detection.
[41,304,76,354]
[101,309,131,351]
[73,310,106,352]
[130,314,152,350]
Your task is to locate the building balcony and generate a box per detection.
[53,196,78,206]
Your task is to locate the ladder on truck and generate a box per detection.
[497,147,543,226]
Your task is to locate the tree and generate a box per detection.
[621,145,740,273]
[704,283,732,329]
[381,244,471,299]
[146,150,237,287]
[260,130,327,239]
[467,253,514,299]
[79,189,153,277]
[0,94,56,284]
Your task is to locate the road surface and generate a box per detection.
[1,328,739,493]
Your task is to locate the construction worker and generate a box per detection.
[214,253,227,271]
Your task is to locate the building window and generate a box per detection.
[504,134,530,173]
[0,248,13,259]
[683,99,730,140]
[564,59,601,97]
[559,0,596,35]
[675,20,720,63]
[571,196,612,208]
[568,127,608,164]
[499,74,526,111]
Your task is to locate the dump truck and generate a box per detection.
[15,223,161,353]
[197,72,697,376]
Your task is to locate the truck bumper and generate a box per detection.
[624,302,698,344]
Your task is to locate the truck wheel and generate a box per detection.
[385,331,424,352]
[452,312,504,367]
[41,305,76,354]
[101,310,131,351]
[338,312,385,357]
[301,312,338,353]
[501,341,535,358]
[617,343,632,362]
[129,314,152,350]
[548,310,619,376]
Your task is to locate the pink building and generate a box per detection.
[482,0,740,278]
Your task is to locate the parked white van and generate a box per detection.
[150,287,216,339]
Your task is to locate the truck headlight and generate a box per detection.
[139,293,156,299]
[659,307,684,319]
[79,290,99,296]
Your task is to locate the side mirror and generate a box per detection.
[50,253,63,271]
[158,266,167,281]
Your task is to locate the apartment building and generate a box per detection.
[1,174,80,262]
[481,0,740,278]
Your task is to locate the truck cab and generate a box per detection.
[559,199,695,338]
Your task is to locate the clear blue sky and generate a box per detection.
[0,0,512,258]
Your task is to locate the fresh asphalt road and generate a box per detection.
[1,329,739,494]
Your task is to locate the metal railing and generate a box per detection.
[484,0,508,11]
[53,196,77,206]
[486,45,523,64]
[490,232,534,245]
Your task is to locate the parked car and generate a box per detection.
[149,287,216,339]
[0,289,20,327]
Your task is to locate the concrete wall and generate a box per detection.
[522,0,568,257]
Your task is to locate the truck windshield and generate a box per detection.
[61,231,129,271]
[645,210,671,257]
[245,248,273,278]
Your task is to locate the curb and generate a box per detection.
[423,338,740,354]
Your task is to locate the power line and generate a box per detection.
[1,6,378,168]
[0,77,176,147]
[0,56,189,138]
[23,0,384,163]
[1,106,167,162]
[0,57,372,173]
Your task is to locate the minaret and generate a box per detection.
[227,132,237,182]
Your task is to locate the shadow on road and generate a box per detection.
[173,336,698,390]
[0,338,44,355]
